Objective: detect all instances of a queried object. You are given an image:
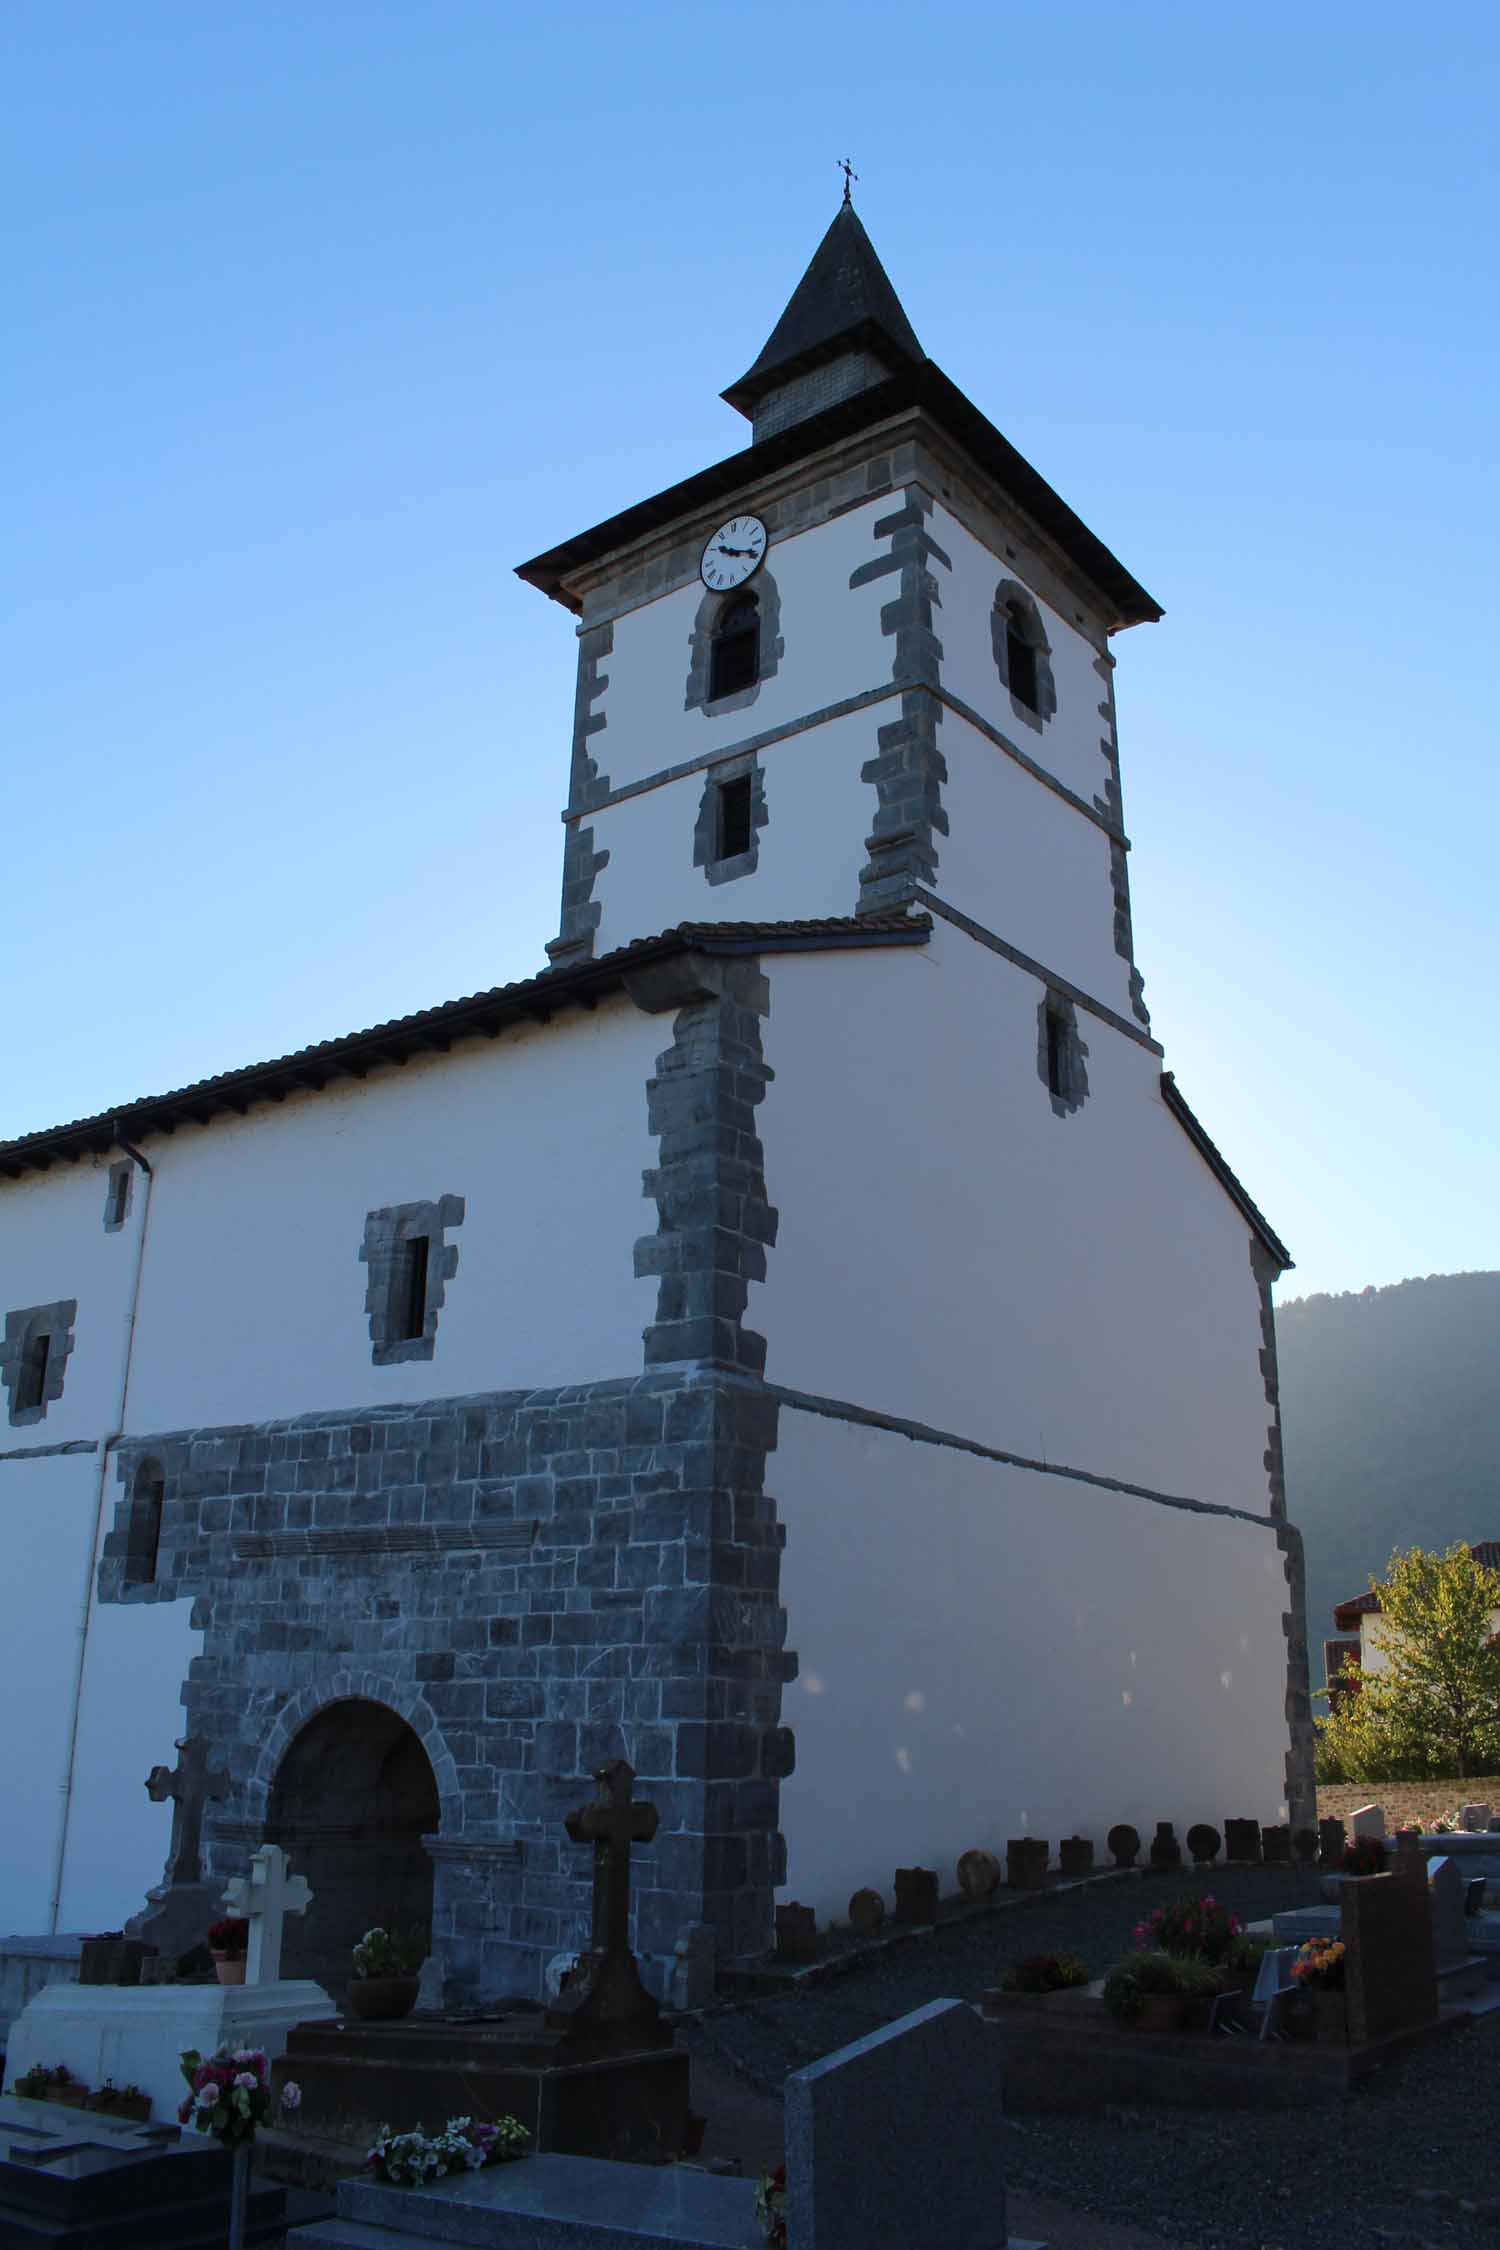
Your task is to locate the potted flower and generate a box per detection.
[179,2046,302,2250]
[1290,1937,1347,2043]
[753,2162,787,2248]
[207,1917,250,1985]
[989,1952,1091,2012]
[87,2080,152,2123]
[1341,1835,1386,1877]
[365,2114,530,2185]
[1133,1892,1243,1964]
[347,1927,426,2021]
[14,2063,89,2108]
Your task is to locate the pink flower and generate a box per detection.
[280,2082,302,2113]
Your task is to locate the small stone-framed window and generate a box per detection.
[2,1299,78,1427]
[360,1196,465,1366]
[123,1460,165,1586]
[1037,993,1089,1119]
[992,580,1057,734]
[685,568,784,718]
[103,1161,133,1232]
[694,758,767,886]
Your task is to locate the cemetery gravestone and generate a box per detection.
[1004,1840,1048,1892]
[1318,1816,1346,1869]
[1223,1819,1261,1863]
[1341,1874,1439,2047]
[893,1868,939,1923]
[1107,1824,1140,1869]
[847,1889,886,1935]
[1058,1836,1094,1878]
[220,1844,313,1985]
[784,1997,1011,2250]
[125,1736,231,1966]
[0,2095,287,2250]
[1293,1827,1318,1865]
[1427,1856,1485,1997]
[1261,1825,1292,1866]
[775,1905,819,1964]
[551,1761,663,2043]
[1460,1804,1494,1834]
[1186,1824,1221,1866]
[956,1850,1000,1900]
[1351,1804,1387,1842]
[1148,1822,1181,1871]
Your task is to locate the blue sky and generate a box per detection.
[4,1,1495,1302]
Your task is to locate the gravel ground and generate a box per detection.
[686,1869,1500,2249]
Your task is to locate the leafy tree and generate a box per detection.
[1316,1543,1500,1781]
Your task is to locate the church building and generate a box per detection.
[0,205,1314,2001]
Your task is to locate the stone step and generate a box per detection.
[289,2222,432,2249]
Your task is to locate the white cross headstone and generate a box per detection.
[221,1844,314,1985]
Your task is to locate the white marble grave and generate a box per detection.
[1351,1804,1387,1841]
[1,1844,333,2127]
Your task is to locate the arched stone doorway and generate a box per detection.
[265,1699,439,1994]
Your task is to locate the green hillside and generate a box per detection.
[1275,1271,1500,1679]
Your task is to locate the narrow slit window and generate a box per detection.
[104,1164,131,1230]
[397,1234,430,1344]
[708,594,760,702]
[124,1470,165,1586]
[717,775,753,860]
[1045,1009,1067,1101]
[1006,608,1039,711]
[17,1331,51,1416]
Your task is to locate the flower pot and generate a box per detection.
[346,1975,419,2022]
[46,2084,90,2109]
[212,1955,247,1986]
[1136,1995,1186,2033]
[1313,1989,1348,2045]
[88,2093,151,2123]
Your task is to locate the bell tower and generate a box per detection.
[519,204,1161,1043]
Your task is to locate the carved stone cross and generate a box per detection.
[221,1843,314,1985]
[146,1735,230,1888]
[554,1759,662,2042]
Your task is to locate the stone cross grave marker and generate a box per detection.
[554,1759,661,2041]
[145,1736,230,1887]
[221,1844,314,1985]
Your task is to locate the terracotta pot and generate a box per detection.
[346,1975,419,2022]
[1136,1994,1186,2033]
[212,1955,247,1985]
[1313,1988,1348,2045]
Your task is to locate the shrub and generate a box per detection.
[1133,1893,1242,1963]
[352,1928,426,1981]
[1341,1835,1387,1876]
[206,1918,249,1958]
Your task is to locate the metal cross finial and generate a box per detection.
[838,157,858,205]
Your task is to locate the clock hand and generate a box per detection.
[717,544,756,557]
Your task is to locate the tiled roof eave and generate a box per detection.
[0,914,929,1181]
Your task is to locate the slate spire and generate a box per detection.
[722,203,925,432]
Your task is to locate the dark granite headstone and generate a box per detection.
[1224,1818,1262,1864]
[1341,1874,1439,2047]
[1183,1823,1218,1866]
[1106,1824,1140,1869]
[893,1868,940,1923]
[847,1888,886,1934]
[775,1903,819,1962]
[1293,1827,1319,1866]
[1261,1825,1292,1866]
[1149,1822,1181,1871]
[1004,1840,1048,1892]
[1058,1836,1094,1878]
[1318,1816,1347,1870]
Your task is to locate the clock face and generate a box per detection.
[700,515,767,593]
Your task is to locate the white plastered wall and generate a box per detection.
[932,707,1133,1016]
[593,497,896,793]
[928,500,1116,809]
[756,924,1274,1514]
[774,1408,1292,1917]
[590,708,875,953]
[123,1000,659,1432]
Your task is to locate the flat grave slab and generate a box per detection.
[290,2151,763,2249]
[0,2094,285,2247]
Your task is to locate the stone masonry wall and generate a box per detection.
[99,1369,792,2003]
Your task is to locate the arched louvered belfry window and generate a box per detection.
[708,591,760,702]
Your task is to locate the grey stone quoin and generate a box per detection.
[97,949,795,2003]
